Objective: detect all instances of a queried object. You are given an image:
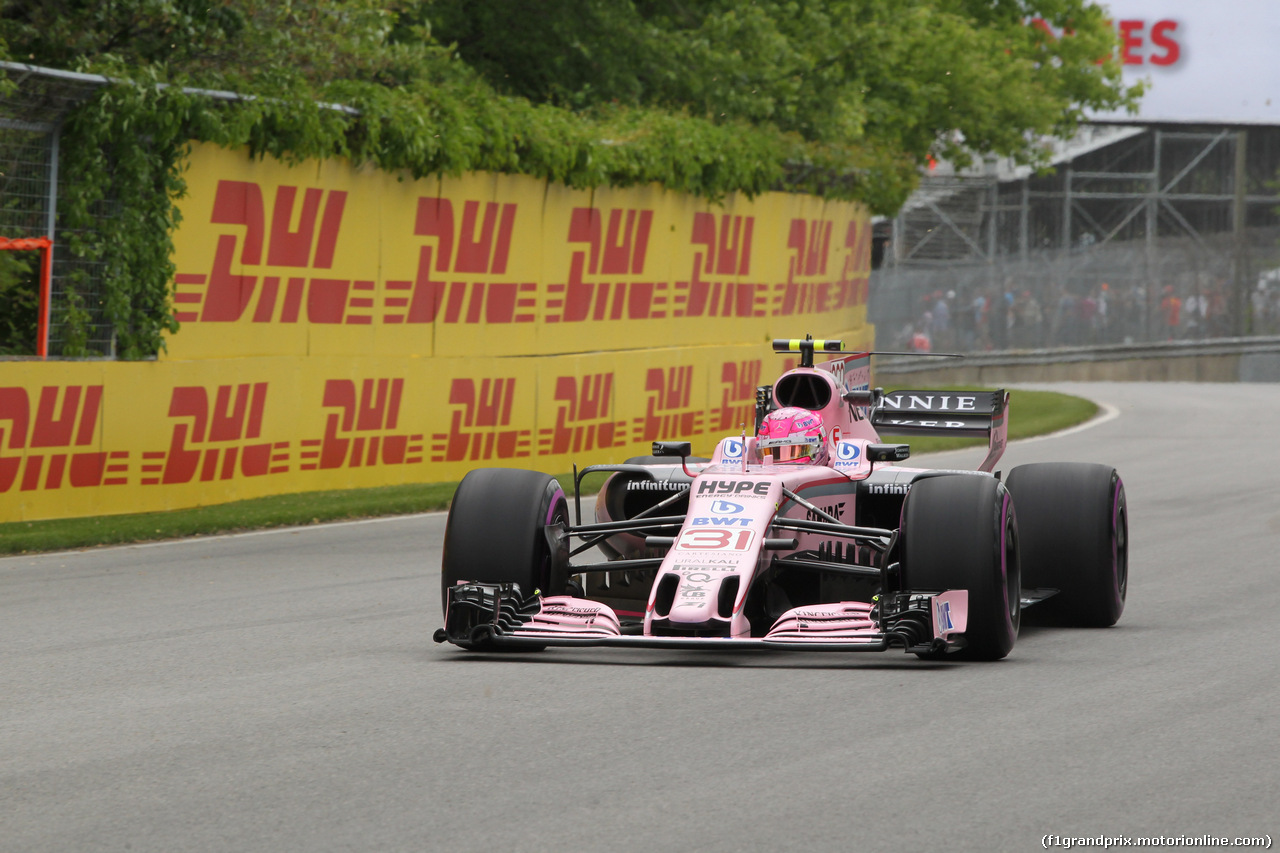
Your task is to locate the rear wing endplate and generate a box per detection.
[869,389,1010,472]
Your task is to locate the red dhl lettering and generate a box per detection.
[568,208,652,277]
[0,385,122,492]
[174,180,361,325]
[141,383,285,485]
[538,373,624,456]
[300,378,423,470]
[673,213,765,319]
[788,218,833,278]
[400,198,535,325]
[677,272,766,319]
[547,208,660,323]
[178,185,534,328]
[771,218,868,316]
[397,271,537,326]
[714,360,762,432]
[836,219,871,309]
[635,366,703,442]
[431,378,530,462]
[691,213,753,277]
[415,198,516,275]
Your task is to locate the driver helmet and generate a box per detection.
[758,407,827,465]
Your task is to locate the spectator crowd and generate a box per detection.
[890,276,1280,353]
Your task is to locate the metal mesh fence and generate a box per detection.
[0,63,114,357]
[870,127,1280,354]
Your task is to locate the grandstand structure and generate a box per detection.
[870,1,1280,352]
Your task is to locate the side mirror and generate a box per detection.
[867,443,910,463]
[842,386,883,405]
[652,441,692,458]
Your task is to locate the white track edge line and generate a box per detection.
[1010,399,1121,444]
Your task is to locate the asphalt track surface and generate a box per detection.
[3,382,1278,852]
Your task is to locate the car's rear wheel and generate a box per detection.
[440,468,569,619]
[1005,462,1127,627]
[900,475,1020,660]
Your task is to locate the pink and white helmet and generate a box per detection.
[758,407,827,464]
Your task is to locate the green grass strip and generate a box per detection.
[0,388,1095,556]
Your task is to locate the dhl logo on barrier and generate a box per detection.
[173,181,361,325]
[303,379,424,469]
[544,211,868,323]
[168,145,872,359]
[404,198,535,326]
[174,180,547,331]
[429,362,753,462]
[1,377,437,501]
[432,378,530,463]
[776,218,871,316]
[636,366,704,442]
[2,340,876,522]
[547,207,660,322]
[0,385,126,492]
[431,373,629,461]
[539,373,625,455]
[679,212,761,319]
[713,360,763,432]
[141,383,287,485]
[6,144,874,523]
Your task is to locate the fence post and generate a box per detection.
[1232,129,1249,336]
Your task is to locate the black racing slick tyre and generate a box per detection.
[900,475,1020,661]
[440,468,570,618]
[1005,463,1127,627]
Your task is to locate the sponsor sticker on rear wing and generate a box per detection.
[870,389,1010,472]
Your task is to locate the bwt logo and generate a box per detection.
[713,359,762,432]
[547,207,665,323]
[676,213,766,319]
[300,379,423,471]
[141,383,288,485]
[635,366,703,442]
[174,180,369,325]
[773,218,869,316]
[836,442,862,462]
[432,378,531,463]
[538,373,625,456]
[400,197,535,325]
[0,385,126,493]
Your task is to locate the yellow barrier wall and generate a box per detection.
[1,144,871,522]
[166,145,871,359]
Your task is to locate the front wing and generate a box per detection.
[434,583,970,655]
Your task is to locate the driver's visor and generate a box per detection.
[759,434,820,462]
[766,444,813,463]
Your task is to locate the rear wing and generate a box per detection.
[869,389,1010,472]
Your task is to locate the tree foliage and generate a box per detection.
[0,0,1139,357]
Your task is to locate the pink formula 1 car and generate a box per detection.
[434,337,1128,660]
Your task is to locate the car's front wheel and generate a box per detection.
[440,468,569,619]
[900,475,1020,660]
